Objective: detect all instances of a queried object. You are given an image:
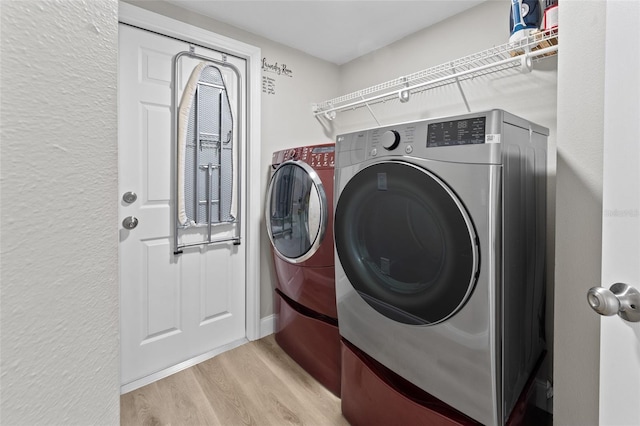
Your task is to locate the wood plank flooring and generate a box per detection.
[121,334,553,426]
[121,334,348,426]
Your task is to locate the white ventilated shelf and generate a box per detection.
[312,28,558,119]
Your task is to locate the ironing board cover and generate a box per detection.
[177,62,235,227]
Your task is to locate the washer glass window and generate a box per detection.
[267,162,325,262]
[334,161,478,325]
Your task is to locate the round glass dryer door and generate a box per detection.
[266,160,327,263]
[334,161,479,325]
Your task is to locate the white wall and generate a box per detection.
[123,1,341,320]
[553,1,605,424]
[0,1,120,424]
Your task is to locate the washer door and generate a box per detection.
[266,160,327,263]
[335,161,479,325]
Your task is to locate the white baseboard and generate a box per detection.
[259,314,276,338]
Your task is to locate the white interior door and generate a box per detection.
[598,1,640,424]
[118,23,247,391]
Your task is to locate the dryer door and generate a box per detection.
[334,161,479,325]
[266,160,327,263]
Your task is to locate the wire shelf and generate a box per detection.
[312,28,558,119]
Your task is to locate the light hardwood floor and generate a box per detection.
[121,334,349,426]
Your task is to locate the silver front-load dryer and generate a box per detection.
[333,109,548,426]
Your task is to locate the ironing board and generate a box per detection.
[177,62,235,228]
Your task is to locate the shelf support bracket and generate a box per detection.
[399,76,410,103]
[361,95,381,126]
[451,62,471,113]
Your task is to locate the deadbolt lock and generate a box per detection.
[122,191,137,204]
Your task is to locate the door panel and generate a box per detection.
[119,24,247,388]
[200,247,233,322]
[144,104,172,201]
[143,240,180,340]
[599,1,640,424]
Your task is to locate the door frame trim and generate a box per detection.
[118,3,262,342]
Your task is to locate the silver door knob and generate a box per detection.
[587,283,640,322]
[122,191,137,204]
[122,216,139,230]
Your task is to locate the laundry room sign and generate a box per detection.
[261,57,294,95]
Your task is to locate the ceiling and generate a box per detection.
[164,1,487,65]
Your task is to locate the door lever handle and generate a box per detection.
[587,283,640,322]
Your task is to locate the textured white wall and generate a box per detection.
[0,1,120,424]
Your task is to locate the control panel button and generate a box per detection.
[381,130,400,150]
[405,145,413,154]
[371,148,378,157]
[285,149,298,160]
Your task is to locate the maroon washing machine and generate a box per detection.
[265,143,340,396]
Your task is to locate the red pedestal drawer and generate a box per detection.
[275,292,341,396]
[341,339,481,426]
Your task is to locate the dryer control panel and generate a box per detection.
[427,116,486,147]
[335,110,549,166]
